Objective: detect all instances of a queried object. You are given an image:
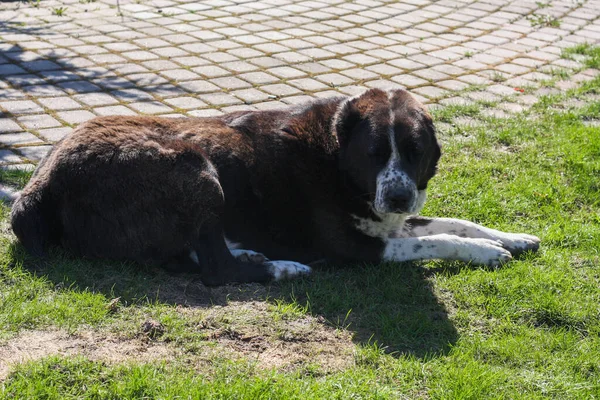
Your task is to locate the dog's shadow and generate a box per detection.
[12,244,459,358]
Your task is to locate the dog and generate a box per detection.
[11,88,540,285]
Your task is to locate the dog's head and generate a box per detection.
[334,88,441,215]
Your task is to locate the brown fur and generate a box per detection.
[11,89,441,284]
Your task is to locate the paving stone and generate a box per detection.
[0,100,44,115]
[439,96,474,106]
[221,61,258,73]
[252,101,290,110]
[37,97,82,111]
[413,86,449,100]
[37,127,72,142]
[188,109,224,117]
[93,106,138,116]
[164,97,207,110]
[232,89,273,103]
[467,91,500,103]
[210,77,252,90]
[238,72,279,85]
[127,73,169,86]
[18,145,53,162]
[481,108,508,119]
[129,101,174,115]
[281,95,317,105]
[366,64,403,76]
[57,110,96,125]
[499,102,525,113]
[74,93,119,107]
[341,68,380,80]
[388,59,425,70]
[160,69,200,81]
[342,54,379,65]
[436,80,470,91]
[0,131,44,145]
[496,63,531,75]
[487,84,519,97]
[192,65,231,78]
[0,64,27,76]
[364,80,405,90]
[457,74,492,86]
[287,78,329,91]
[0,119,22,133]
[413,68,450,81]
[267,67,307,79]
[391,74,429,88]
[315,73,354,87]
[0,149,23,163]
[59,81,102,94]
[199,93,243,106]
[5,74,46,87]
[261,84,302,97]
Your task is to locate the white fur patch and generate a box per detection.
[402,217,541,255]
[353,212,407,238]
[266,261,312,281]
[224,237,241,250]
[382,234,513,266]
[189,250,199,264]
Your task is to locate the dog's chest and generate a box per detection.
[352,213,407,239]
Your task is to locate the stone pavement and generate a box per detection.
[0,0,599,170]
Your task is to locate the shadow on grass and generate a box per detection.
[11,241,459,359]
[277,261,459,358]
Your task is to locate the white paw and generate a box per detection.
[230,249,269,264]
[496,233,540,255]
[266,260,312,281]
[462,238,513,266]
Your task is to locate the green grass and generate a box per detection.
[563,43,600,69]
[1,59,600,398]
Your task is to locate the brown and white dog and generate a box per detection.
[11,88,539,285]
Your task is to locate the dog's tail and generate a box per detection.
[11,189,54,257]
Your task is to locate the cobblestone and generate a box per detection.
[0,0,598,168]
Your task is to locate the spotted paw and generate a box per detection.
[230,249,269,264]
[265,260,312,281]
[496,233,540,256]
[462,238,513,267]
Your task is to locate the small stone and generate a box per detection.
[141,319,165,339]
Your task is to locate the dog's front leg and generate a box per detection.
[382,234,513,266]
[402,217,540,256]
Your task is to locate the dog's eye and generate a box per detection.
[367,146,390,159]
[405,143,424,163]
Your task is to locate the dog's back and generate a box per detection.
[11,116,223,263]
[11,115,305,285]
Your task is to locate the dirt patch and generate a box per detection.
[195,301,355,373]
[0,330,177,380]
[0,302,356,379]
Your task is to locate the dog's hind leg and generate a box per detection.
[191,230,311,286]
[229,249,269,264]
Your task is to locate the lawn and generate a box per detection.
[0,48,599,399]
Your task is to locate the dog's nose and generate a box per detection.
[387,187,412,212]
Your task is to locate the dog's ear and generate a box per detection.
[332,97,362,148]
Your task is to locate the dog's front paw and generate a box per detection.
[497,233,540,256]
[462,238,513,267]
[266,260,312,281]
[230,249,269,264]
